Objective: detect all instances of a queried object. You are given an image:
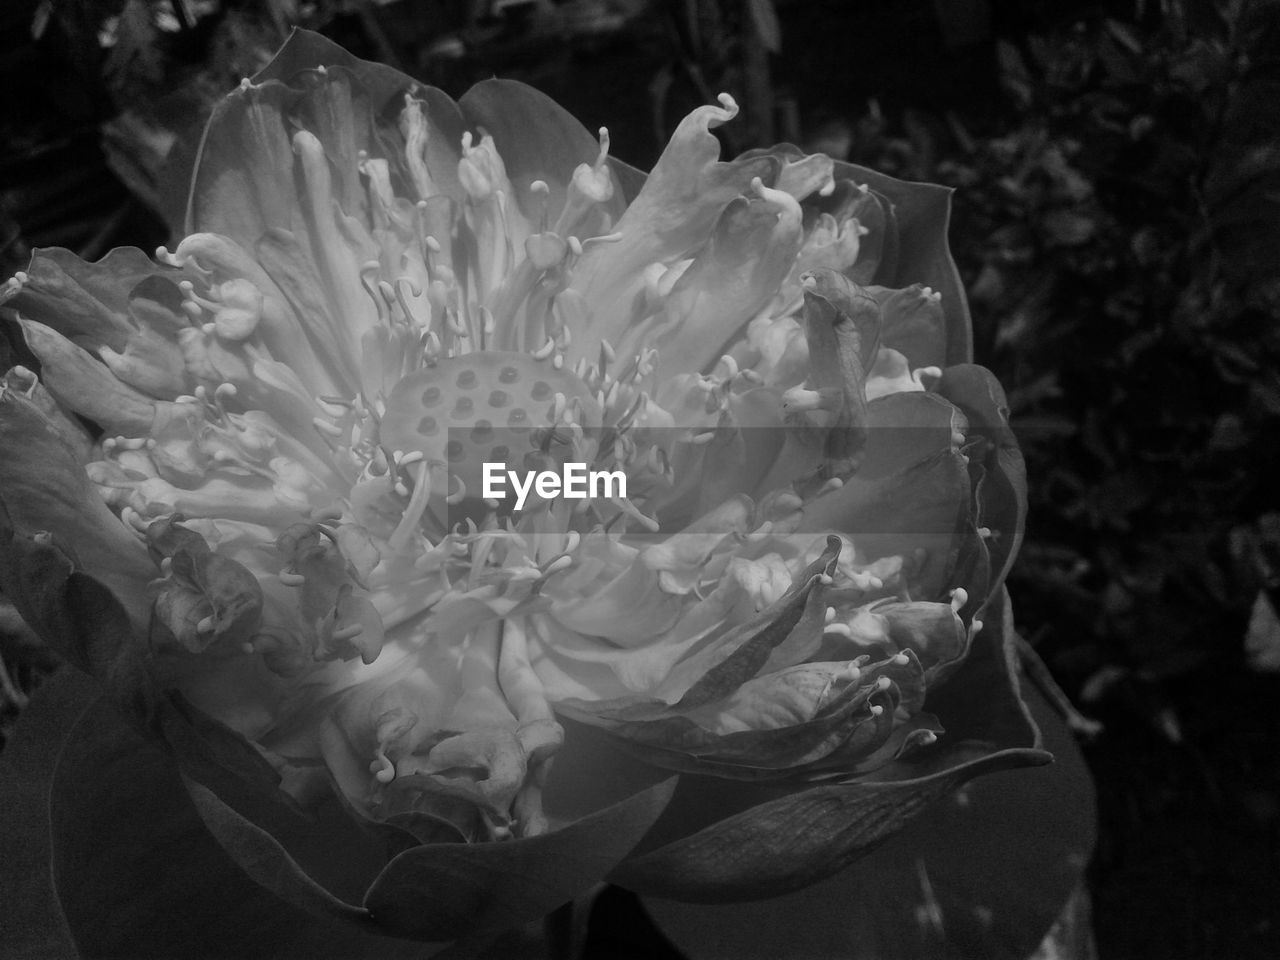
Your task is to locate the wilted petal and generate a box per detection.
[149,543,265,653]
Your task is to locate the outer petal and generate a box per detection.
[935,364,1027,594]
[2,246,184,348]
[832,159,972,366]
[0,390,154,624]
[187,29,469,239]
[798,413,972,600]
[459,79,629,233]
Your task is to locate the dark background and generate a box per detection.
[1,0,1279,957]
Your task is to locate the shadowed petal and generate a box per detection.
[935,365,1027,594]
[641,676,1094,960]
[3,246,184,348]
[608,591,1048,901]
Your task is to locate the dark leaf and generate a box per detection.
[39,682,430,959]
[0,668,89,960]
[362,779,675,940]
[183,775,371,927]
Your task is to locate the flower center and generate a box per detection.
[380,350,603,497]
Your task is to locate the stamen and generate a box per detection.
[332,622,364,643]
[359,262,389,325]
[530,179,550,231]
[317,398,350,419]
[313,417,345,439]
[781,385,833,413]
[394,278,425,328]
[422,330,442,360]
[542,554,573,575]
[579,232,623,250]
[481,307,496,349]
[311,504,344,523]
[121,506,149,533]
[389,462,432,551]
[612,498,660,532]
[446,310,469,338]
[595,126,610,166]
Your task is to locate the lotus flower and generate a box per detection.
[0,30,1071,954]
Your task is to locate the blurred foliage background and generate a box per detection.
[2,0,1279,956]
